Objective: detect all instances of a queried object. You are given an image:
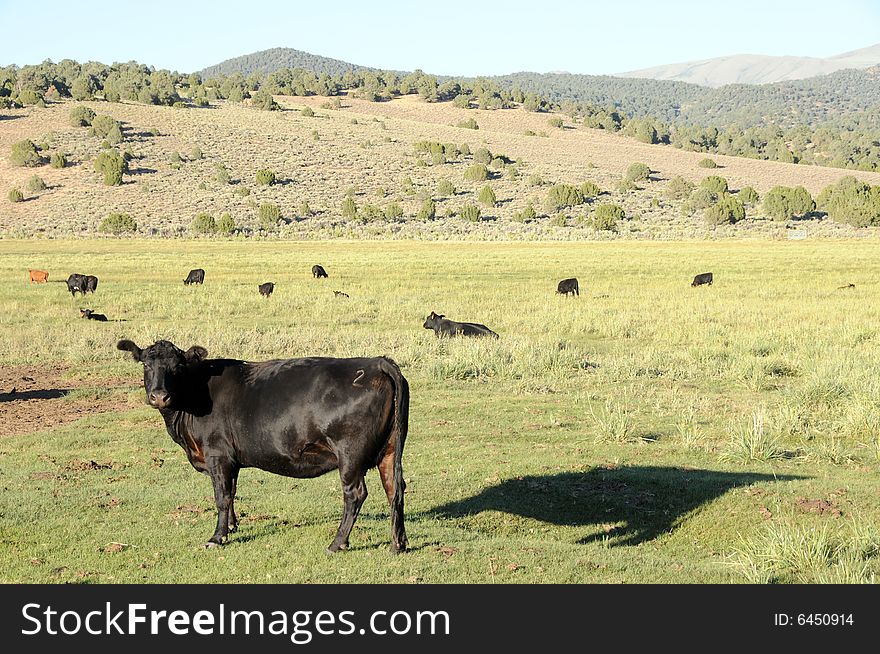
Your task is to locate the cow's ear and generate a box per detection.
[184,345,208,363]
[438,314,445,319]
[429,311,437,319]
[117,339,143,362]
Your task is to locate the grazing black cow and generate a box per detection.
[557,278,579,297]
[66,273,87,297]
[80,309,107,322]
[334,290,349,298]
[691,272,713,287]
[116,339,409,553]
[423,312,499,339]
[184,269,205,286]
[258,282,275,298]
[84,275,98,294]
[312,264,328,279]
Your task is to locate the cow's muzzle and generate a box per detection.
[148,391,172,408]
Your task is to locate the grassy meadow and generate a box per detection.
[0,238,879,583]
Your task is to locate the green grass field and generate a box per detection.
[1,239,878,583]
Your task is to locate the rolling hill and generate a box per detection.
[200,47,371,78]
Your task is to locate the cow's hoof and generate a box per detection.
[326,542,348,554]
[204,542,220,549]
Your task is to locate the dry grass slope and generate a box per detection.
[3,94,880,239]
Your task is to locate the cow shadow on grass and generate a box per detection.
[429,466,804,547]
[0,388,69,402]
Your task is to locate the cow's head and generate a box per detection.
[423,312,445,330]
[117,339,207,409]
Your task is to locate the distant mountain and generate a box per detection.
[618,42,880,87]
[200,47,370,78]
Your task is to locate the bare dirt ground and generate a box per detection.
[0,364,139,436]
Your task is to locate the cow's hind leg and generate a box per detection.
[327,469,367,553]
[377,443,407,553]
[206,458,236,548]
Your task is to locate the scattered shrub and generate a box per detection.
[214,163,231,184]
[701,176,729,195]
[341,196,357,219]
[99,212,137,234]
[299,200,312,216]
[528,174,544,187]
[459,203,482,222]
[456,118,478,130]
[301,106,315,117]
[512,202,537,222]
[190,212,217,234]
[90,115,120,139]
[233,186,250,197]
[217,213,235,235]
[360,204,385,221]
[94,149,128,186]
[256,169,276,186]
[8,188,23,203]
[437,179,456,196]
[25,175,46,193]
[252,89,279,111]
[665,176,695,201]
[417,198,436,220]
[704,196,746,226]
[698,158,718,168]
[50,151,66,168]
[549,212,567,226]
[763,185,815,221]
[615,178,638,193]
[546,184,583,210]
[593,204,625,230]
[384,202,403,220]
[625,162,651,182]
[738,186,760,205]
[464,164,489,182]
[10,140,42,167]
[548,117,564,129]
[170,151,183,164]
[473,147,492,164]
[478,185,497,207]
[459,143,471,156]
[259,203,281,229]
[190,146,203,160]
[817,176,880,227]
[69,105,96,127]
[580,181,602,199]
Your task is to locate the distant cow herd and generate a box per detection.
[26,262,727,553]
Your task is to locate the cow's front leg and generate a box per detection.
[228,468,239,533]
[327,470,367,553]
[205,458,236,548]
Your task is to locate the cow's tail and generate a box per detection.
[380,357,409,552]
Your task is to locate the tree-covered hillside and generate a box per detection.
[199,47,371,78]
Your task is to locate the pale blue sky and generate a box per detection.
[1,0,878,75]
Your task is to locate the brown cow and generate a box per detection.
[29,269,49,283]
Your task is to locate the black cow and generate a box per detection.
[312,264,328,279]
[80,309,107,322]
[258,282,275,298]
[557,278,579,297]
[116,339,409,553]
[66,273,87,297]
[334,290,349,298]
[423,312,499,339]
[84,275,98,294]
[184,269,205,286]
[691,272,713,287]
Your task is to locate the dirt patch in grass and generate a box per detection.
[0,364,139,436]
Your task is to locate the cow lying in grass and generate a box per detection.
[422,312,499,338]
